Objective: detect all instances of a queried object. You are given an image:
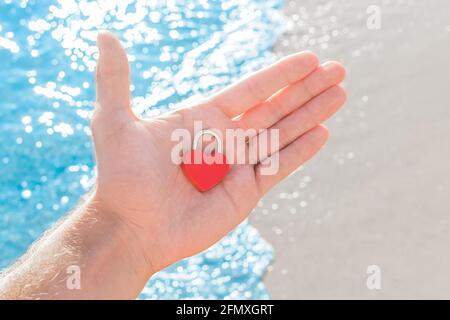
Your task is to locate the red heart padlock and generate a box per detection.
[181,129,229,192]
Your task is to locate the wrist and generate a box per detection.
[78,194,156,298]
[0,193,156,300]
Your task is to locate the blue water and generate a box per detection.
[0,0,285,299]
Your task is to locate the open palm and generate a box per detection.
[91,32,346,273]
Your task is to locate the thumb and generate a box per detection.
[95,31,136,121]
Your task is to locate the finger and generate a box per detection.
[211,51,320,118]
[255,125,329,195]
[256,85,346,163]
[95,31,135,121]
[239,61,346,131]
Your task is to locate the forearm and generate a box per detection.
[0,193,153,300]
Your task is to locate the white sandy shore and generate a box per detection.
[251,0,450,299]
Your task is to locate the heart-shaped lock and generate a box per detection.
[180,129,229,192]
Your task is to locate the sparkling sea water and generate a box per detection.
[0,0,285,299]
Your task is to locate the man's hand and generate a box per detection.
[0,31,346,299]
[92,32,346,274]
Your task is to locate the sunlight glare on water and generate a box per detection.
[0,0,286,299]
